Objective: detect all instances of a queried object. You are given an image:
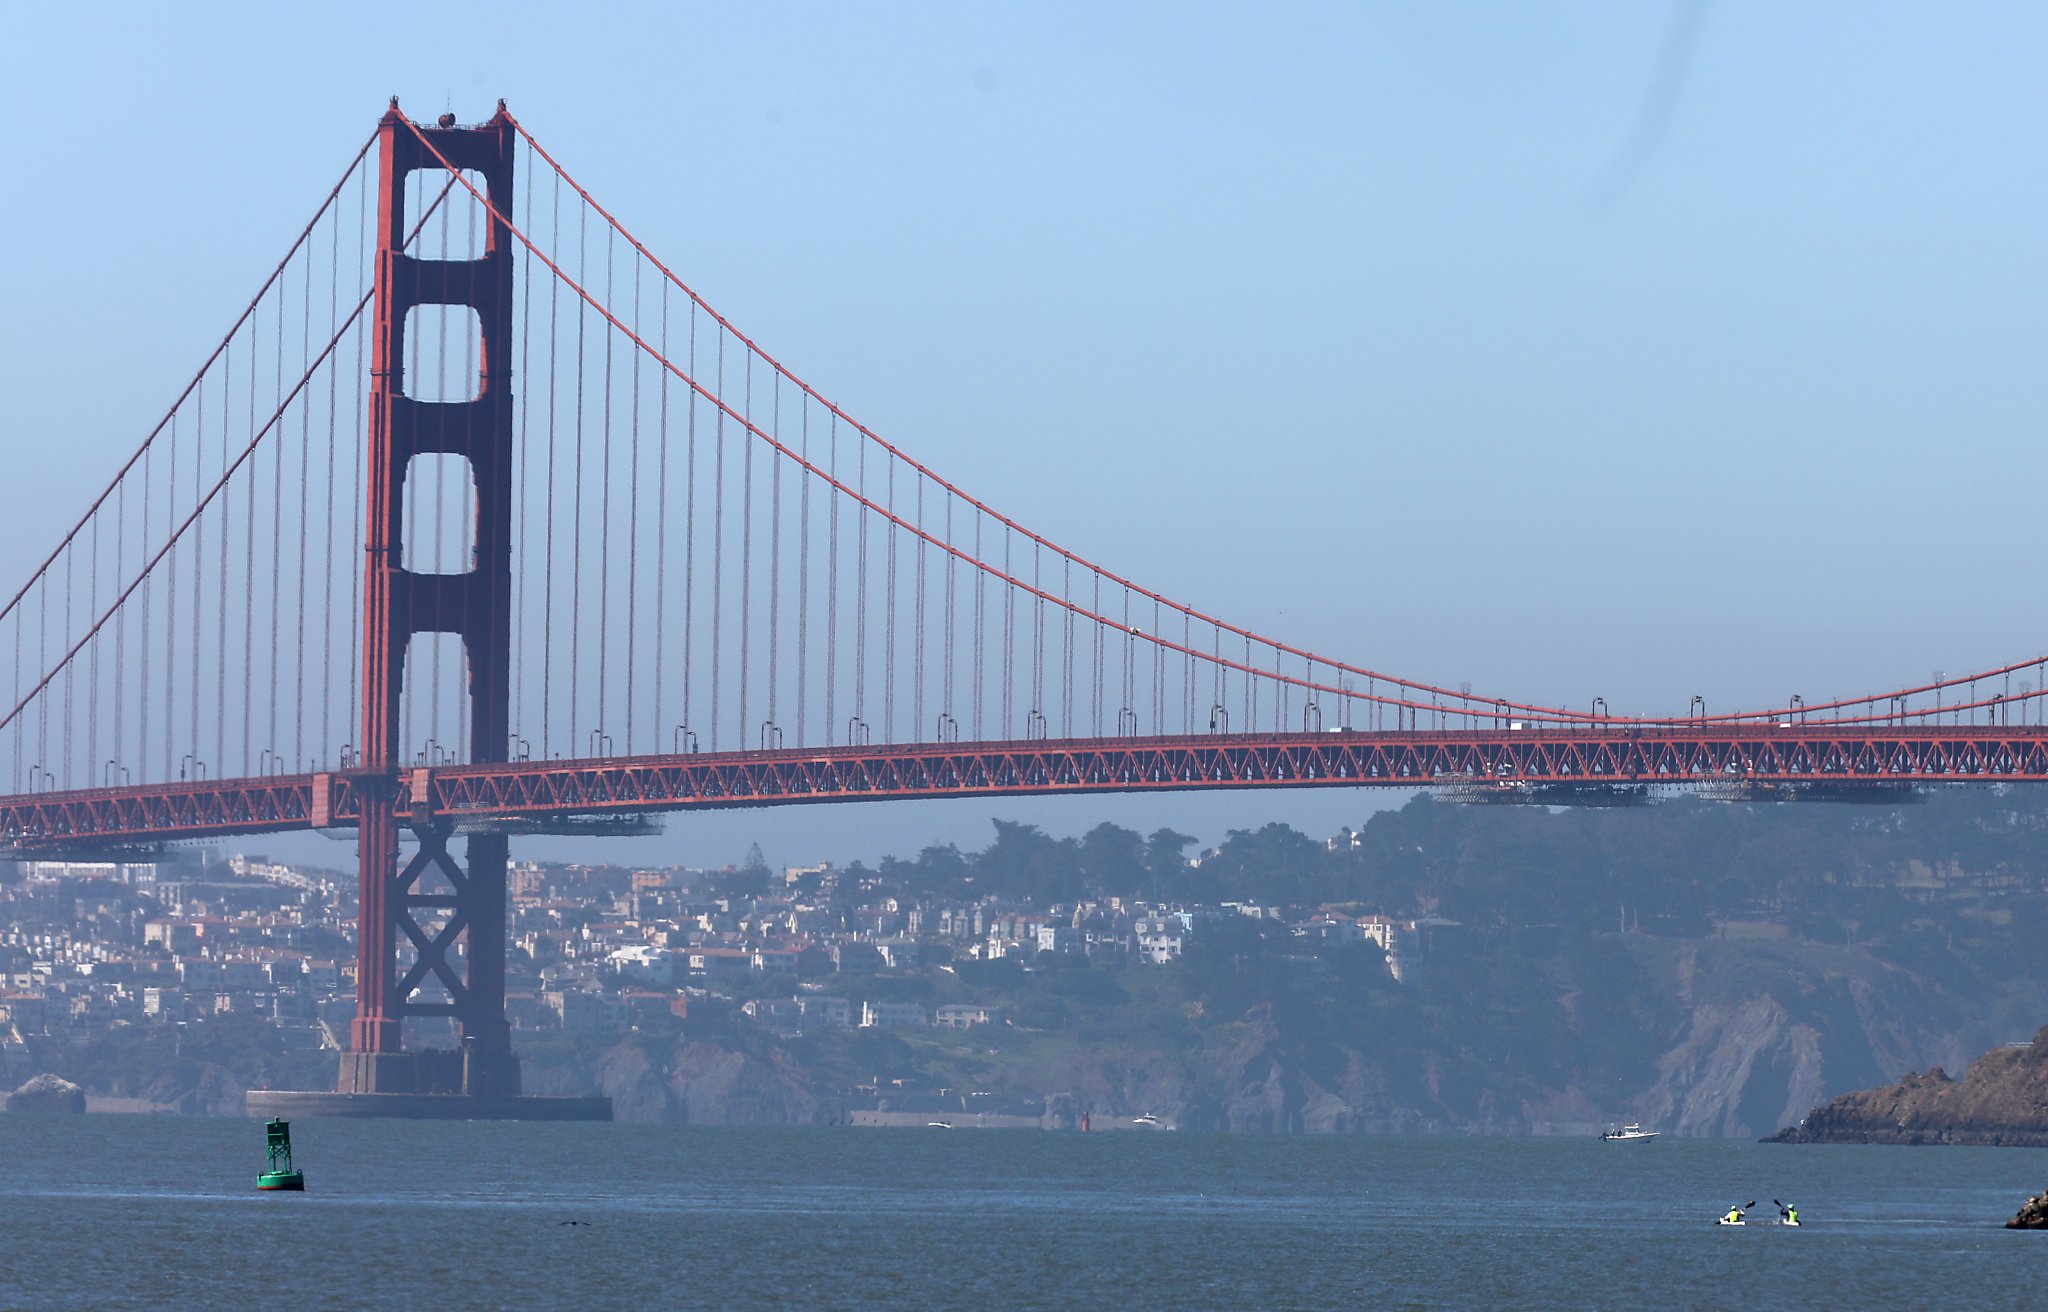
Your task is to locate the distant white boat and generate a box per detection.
[927,1120,953,1129]
[1600,1122,1658,1142]
[1132,1113,1164,1128]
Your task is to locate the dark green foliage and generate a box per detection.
[1078,823,1147,892]
[976,820,1086,903]
[777,786,2048,1126]
[1143,828,1197,893]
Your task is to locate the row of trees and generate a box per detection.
[851,786,2048,940]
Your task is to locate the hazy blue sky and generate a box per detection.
[4,1,2047,868]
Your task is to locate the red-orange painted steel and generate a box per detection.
[7,726,2048,848]
[347,100,518,1089]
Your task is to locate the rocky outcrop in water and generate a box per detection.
[6,1073,86,1113]
[1766,1026,2048,1145]
[2006,1189,2048,1228]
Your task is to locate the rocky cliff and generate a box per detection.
[1766,1026,2048,1145]
[497,936,2019,1134]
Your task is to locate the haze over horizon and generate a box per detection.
[6,1,2046,863]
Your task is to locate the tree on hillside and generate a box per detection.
[1143,828,1197,895]
[974,820,1085,903]
[1184,822,1324,904]
[881,843,971,898]
[1078,822,1146,892]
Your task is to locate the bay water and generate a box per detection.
[4,1115,2046,1309]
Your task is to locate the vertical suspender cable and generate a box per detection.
[569,198,588,754]
[167,396,185,780]
[598,224,614,747]
[797,394,810,745]
[825,411,839,747]
[1091,574,1103,735]
[38,558,49,782]
[87,506,99,778]
[625,243,642,753]
[1121,588,1133,725]
[115,448,129,772]
[1152,599,1163,732]
[295,221,316,768]
[683,304,698,748]
[854,424,866,738]
[349,167,368,766]
[256,275,279,772]
[11,600,21,788]
[739,353,753,745]
[36,565,46,782]
[768,373,782,742]
[913,475,925,738]
[710,328,725,750]
[1207,621,1220,734]
[61,544,73,784]
[320,181,340,767]
[208,331,229,773]
[541,169,562,760]
[1001,531,1014,735]
[1061,559,1073,737]
[1276,645,1287,734]
[884,462,896,741]
[945,495,959,734]
[1031,542,1043,725]
[653,276,668,752]
[971,510,982,740]
[1243,634,1253,734]
[136,435,153,779]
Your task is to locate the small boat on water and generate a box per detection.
[927,1120,953,1129]
[1600,1122,1658,1142]
[1132,1113,1163,1128]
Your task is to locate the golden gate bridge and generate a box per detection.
[3,101,2043,1111]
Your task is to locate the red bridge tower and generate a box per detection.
[340,100,519,1100]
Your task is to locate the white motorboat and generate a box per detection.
[1600,1122,1658,1142]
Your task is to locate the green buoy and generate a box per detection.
[257,1118,305,1192]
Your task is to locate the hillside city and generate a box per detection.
[0,827,1415,1111]
[12,788,2048,1134]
